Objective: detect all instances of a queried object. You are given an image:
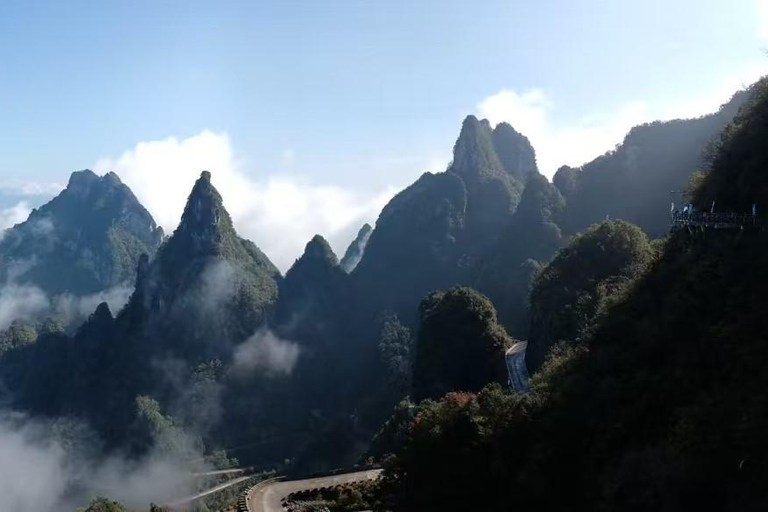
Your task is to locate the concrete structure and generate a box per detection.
[506,342,530,393]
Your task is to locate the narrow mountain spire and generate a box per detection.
[340,223,373,273]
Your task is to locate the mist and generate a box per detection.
[0,283,49,330]
[53,285,133,326]
[0,282,133,331]
[232,327,301,377]
[0,411,204,511]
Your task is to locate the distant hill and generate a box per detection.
[0,170,164,296]
[0,171,282,449]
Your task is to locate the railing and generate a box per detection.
[671,211,761,230]
[239,476,283,512]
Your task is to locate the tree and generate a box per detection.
[0,321,37,355]
[378,313,413,392]
[79,497,127,512]
[411,287,512,401]
[527,219,654,372]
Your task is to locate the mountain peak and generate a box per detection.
[492,122,538,179]
[173,171,236,256]
[0,169,164,296]
[301,235,339,267]
[283,234,342,286]
[66,169,101,195]
[340,223,373,273]
[451,115,505,182]
[102,171,123,186]
[65,169,128,198]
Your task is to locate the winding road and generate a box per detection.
[248,469,383,512]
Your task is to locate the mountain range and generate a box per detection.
[0,79,758,486]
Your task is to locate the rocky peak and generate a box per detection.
[173,171,236,256]
[101,171,123,187]
[277,234,349,344]
[448,116,526,250]
[0,169,164,296]
[302,235,339,266]
[285,235,341,282]
[340,223,373,273]
[491,122,538,180]
[92,302,113,322]
[450,115,505,181]
[66,169,101,196]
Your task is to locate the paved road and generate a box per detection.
[248,469,382,512]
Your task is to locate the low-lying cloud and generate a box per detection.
[0,284,49,330]
[0,282,133,331]
[53,285,133,327]
[0,202,31,238]
[232,327,300,377]
[0,412,202,511]
[0,181,64,197]
[93,131,397,272]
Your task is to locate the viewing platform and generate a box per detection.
[670,210,762,231]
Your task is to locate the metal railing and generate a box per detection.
[671,211,761,230]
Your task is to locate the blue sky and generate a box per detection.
[0,0,766,269]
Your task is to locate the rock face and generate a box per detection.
[492,122,538,181]
[353,116,536,327]
[474,171,566,335]
[276,234,350,350]
[0,169,164,295]
[352,171,469,325]
[340,223,372,273]
[450,116,529,249]
[127,171,280,357]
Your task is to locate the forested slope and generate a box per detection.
[377,77,768,512]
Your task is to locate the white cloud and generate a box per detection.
[478,89,647,177]
[0,202,31,239]
[0,412,204,511]
[478,66,765,177]
[0,284,49,330]
[53,285,133,326]
[0,281,133,331]
[93,131,397,272]
[0,181,63,197]
[479,89,650,177]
